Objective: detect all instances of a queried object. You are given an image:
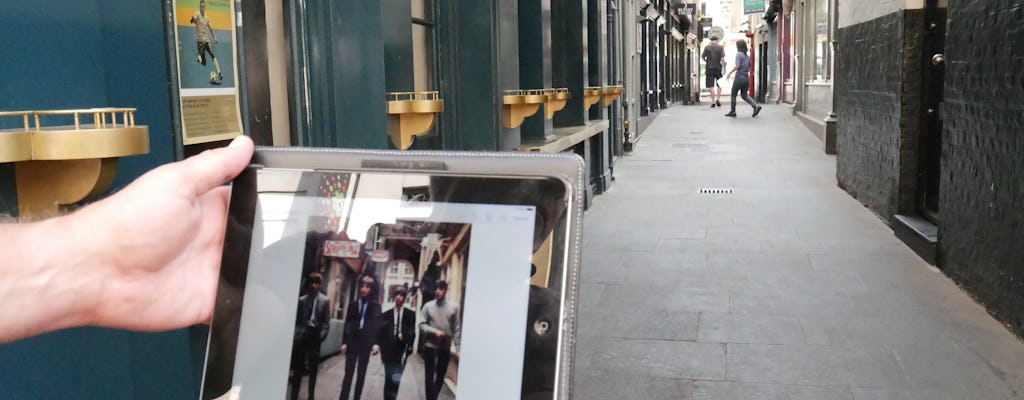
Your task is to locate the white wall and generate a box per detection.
[839,0,927,28]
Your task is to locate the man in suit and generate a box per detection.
[289,273,331,400]
[419,280,461,400]
[379,286,416,400]
[339,275,381,400]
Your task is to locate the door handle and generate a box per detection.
[931,54,945,66]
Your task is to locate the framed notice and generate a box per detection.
[171,0,243,145]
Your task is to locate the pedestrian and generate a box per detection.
[289,273,331,400]
[418,280,461,400]
[379,286,416,400]
[339,275,381,400]
[701,36,726,108]
[724,40,762,117]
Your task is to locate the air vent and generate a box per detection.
[698,187,733,194]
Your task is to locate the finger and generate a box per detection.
[178,136,254,198]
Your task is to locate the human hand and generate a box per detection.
[0,136,253,343]
[341,344,348,355]
[435,331,446,338]
[75,135,254,332]
[372,345,380,356]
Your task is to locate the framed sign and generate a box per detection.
[171,0,243,145]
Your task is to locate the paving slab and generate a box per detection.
[571,104,1024,399]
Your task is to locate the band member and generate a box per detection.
[339,275,381,400]
[419,280,461,400]
[379,286,416,400]
[289,273,330,400]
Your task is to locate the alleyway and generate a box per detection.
[572,104,1024,399]
[292,352,455,400]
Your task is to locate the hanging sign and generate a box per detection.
[324,240,362,258]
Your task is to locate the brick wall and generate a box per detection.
[940,0,1024,337]
[834,11,907,220]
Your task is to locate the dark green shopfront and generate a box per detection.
[0,0,696,397]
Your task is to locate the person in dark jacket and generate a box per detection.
[289,273,331,400]
[338,275,381,400]
[379,286,416,400]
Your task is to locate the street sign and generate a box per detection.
[744,0,766,15]
[679,3,696,17]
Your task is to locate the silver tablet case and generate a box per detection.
[202,147,585,400]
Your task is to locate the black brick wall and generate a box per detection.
[835,12,908,220]
[941,0,1024,337]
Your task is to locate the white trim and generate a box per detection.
[905,0,924,10]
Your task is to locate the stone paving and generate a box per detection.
[571,103,1024,399]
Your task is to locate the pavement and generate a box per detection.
[571,103,1024,399]
[290,351,454,400]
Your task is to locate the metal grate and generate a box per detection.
[698,187,734,194]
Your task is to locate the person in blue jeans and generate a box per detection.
[725,40,762,118]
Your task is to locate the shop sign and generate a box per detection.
[324,240,361,258]
[371,249,390,263]
[744,0,766,15]
[678,3,696,17]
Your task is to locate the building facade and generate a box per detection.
[0,0,700,397]
[835,0,1024,338]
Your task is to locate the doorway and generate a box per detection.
[917,0,946,223]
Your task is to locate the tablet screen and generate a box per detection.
[203,164,575,400]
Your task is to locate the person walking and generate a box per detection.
[419,280,461,400]
[379,286,416,400]
[338,275,381,400]
[701,36,726,108]
[724,40,762,117]
[289,273,331,400]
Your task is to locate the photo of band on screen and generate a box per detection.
[288,220,470,400]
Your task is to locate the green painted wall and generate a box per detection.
[0,1,197,398]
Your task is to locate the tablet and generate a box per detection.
[201,147,584,400]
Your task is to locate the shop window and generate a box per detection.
[410,0,438,144]
[812,0,831,82]
[412,0,436,92]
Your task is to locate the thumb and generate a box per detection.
[177,135,255,198]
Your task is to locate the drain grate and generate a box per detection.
[698,187,734,194]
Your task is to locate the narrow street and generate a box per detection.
[571,104,1024,399]
[292,352,455,400]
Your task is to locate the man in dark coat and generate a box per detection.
[289,273,331,400]
[378,286,416,400]
[338,275,381,400]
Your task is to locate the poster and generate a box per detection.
[172,0,242,145]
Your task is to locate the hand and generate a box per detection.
[371,345,380,356]
[77,136,254,332]
[341,344,348,355]
[435,331,446,338]
[0,136,254,343]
